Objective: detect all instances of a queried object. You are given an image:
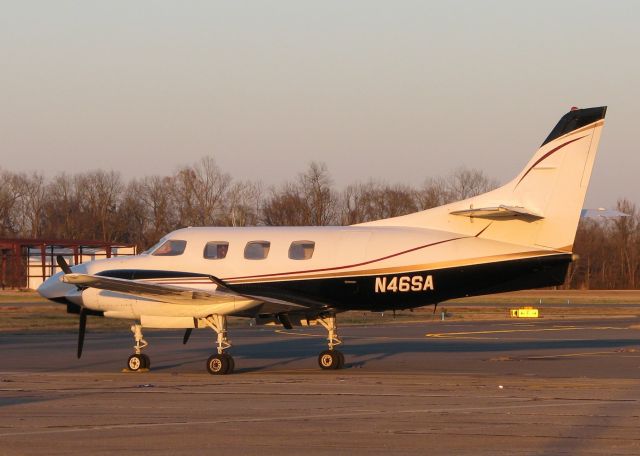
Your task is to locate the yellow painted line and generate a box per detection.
[274,329,322,338]
[527,351,619,359]
[426,326,623,339]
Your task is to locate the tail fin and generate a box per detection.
[360,107,607,251]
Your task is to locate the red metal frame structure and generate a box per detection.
[0,238,137,290]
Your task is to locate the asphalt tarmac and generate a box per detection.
[1,317,640,455]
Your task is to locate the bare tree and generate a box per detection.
[174,157,231,227]
[137,175,180,243]
[17,173,47,238]
[612,199,639,288]
[74,170,123,241]
[341,180,418,224]
[445,167,498,202]
[263,162,337,226]
[416,176,450,210]
[299,162,338,226]
[222,181,262,227]
[43,173,82,239]
[262,183,309,226]
[0,170,24,236]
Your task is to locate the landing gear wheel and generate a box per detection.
[127,354,144,371]
[224,354,235,374]
[318,350,344,370]
[207,354,233,375]
[140,354,151,369]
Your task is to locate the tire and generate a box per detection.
[336,350,345,369]
[318,350,341,370]
[140,354,151,369]
[206,354,230,375]
[127,354,143,371]
[223,354,235,374]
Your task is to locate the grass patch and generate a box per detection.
[1,289,639,333]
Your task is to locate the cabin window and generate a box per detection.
[151,239,187,256]
[288,241,315,260]
[203,241,229,260]
[244,241,270,260]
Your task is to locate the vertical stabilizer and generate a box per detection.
[359,107,607,251]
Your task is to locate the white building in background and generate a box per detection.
[27,245,136,290]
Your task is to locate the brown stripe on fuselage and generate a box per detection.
[223,236,466,282]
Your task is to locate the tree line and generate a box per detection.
[1,157,637,289]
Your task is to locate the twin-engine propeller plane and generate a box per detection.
[38,106,607,374]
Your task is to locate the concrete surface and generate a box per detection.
[1,318,639,455]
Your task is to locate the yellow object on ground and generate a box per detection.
[510,307,539,318]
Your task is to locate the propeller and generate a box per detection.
[56,255,72,274]
[183,328,192,345]
[78,309,87,358]
[57,255,87,359]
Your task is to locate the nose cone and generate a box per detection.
[38,271,75,301]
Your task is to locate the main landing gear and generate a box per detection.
[204,315,235,375]
[317,313,344,370]
[127,324,150,371]
[124,313,341,374]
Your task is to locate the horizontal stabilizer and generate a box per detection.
[450,205,543,220]
[581,208,629,219]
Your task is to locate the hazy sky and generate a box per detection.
[2,0,639,207]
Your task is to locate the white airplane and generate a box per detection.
[38,106,607,375]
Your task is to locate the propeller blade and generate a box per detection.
[183,328,192,345]
[278,313,293,330]
[56,255,72,274]
[77,309,87,359]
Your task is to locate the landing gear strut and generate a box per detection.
[204,315,235,375]
[127,324,150,371]
[317,313,344,370]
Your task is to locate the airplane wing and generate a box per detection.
[61,273,308,314]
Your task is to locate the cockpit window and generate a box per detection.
[142,238,165,255]
[151,239,187,256]
[204,241,229,260]
[288,241,315,260]
[244,241,270,260]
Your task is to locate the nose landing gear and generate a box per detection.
[204,315,235,375]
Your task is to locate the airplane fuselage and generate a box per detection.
[45,225,571,319]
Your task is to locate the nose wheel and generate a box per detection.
[126,324,150,372]
[127,353,150,371]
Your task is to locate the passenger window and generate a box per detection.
[289,241,315,260]
[244,241,270,260]
[151,239,187,256]
[204,241,229,260]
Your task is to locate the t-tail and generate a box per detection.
[360,106,607,252]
